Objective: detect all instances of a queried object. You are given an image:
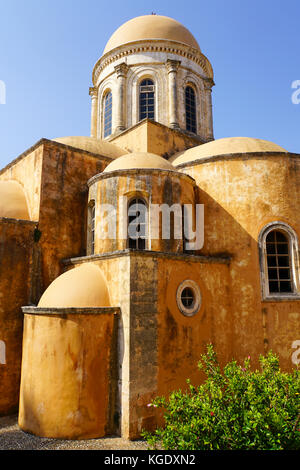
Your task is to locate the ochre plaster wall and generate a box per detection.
[36,142,112,293]
[18,310,118,439]
[125,253,231,438]
[0,144,44,221]
[0,219,37,415]
[110,120,201,158]
[181,154,300,370]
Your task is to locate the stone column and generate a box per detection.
[89,87,98,138]
[114,63,129,133]
[166,59,181,129]
[204,78,215,141]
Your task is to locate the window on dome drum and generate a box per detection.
[128,198,148,250]
[139,79,155,121]
[185,86,197,134]
[266,230,292,293]
[103,91,112,138]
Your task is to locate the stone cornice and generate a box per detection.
[175,152,300,169]
[92,39,214,85]
[62,249,231,267]
[87,167,196,188]
[0,138,114,177]
[22,306,120,316]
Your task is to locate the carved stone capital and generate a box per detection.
[114,62,129,78]
[166,59,181,74]
[203,78,215,91]
[89,87,98,99]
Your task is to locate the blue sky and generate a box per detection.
[0,0,299,168]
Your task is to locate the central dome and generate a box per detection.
[103,15,201,54]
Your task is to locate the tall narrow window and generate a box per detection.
[139,79,155,121]
[185,86,197,134]
[103,91,112,138]
[128,198,148,250]
[91,203,96,254]
[88,200,96,255]
[0,340,6,365]
[266,230,292,293]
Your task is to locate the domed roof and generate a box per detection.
[103,15,200,55]
[103,152,174,173]
[38,263,110,308]
[0,181,30,220]
[53,136,126,159]
[170,137,288,166]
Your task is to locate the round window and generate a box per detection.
[176,280,201,317]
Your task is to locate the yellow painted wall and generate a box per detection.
[19,310,118,439]
[180,153,300,370]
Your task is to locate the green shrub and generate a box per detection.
[142,345,300,450]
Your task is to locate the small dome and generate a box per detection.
[38,263,110,308]
[0,181,30,220]
[103,152,174,173]
[103,15,200,55]
[53,136,126,159]
[170,137,288,166]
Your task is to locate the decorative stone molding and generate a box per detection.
[114,62,129,78]
[92,40,214,85]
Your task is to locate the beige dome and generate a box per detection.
[170,137,288,166]
[53,136,126,159]
[103,152,174,173]
[0,180,30,220]
[38,263,110,308]
[103,15,200,54]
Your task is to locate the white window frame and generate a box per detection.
[259,221,300,301]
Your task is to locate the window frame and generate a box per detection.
[176,280,202,317]
[259,222,300,300]
[185,85,197,134]
[103,90,113,138]
[139,78,155,122]
[87,199,96,255]
[127,197,149,251]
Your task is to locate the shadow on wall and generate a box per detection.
[196,187,300,372]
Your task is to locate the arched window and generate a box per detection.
[0,340,6,365]
[128,198,148,250]
[91,203,96,254]
[266,230,292,293]
[139,79,155,121]
[185,86,197,134]
[103,91,112,138]
[259,222,300,298]
[87,200,95,255]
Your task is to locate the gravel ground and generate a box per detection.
[0,415,149,450]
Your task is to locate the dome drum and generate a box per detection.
[87,152,197,255]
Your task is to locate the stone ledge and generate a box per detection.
[62,249,231,267]
[87,167,196,187]
[175,151,300,169]
[0,138,113,177]
[21,306,120,316]
[0,217,38,226]
[261,295,300,303]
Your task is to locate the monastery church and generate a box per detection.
[0,14,299,440]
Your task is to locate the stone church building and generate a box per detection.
[0,14,299,440]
